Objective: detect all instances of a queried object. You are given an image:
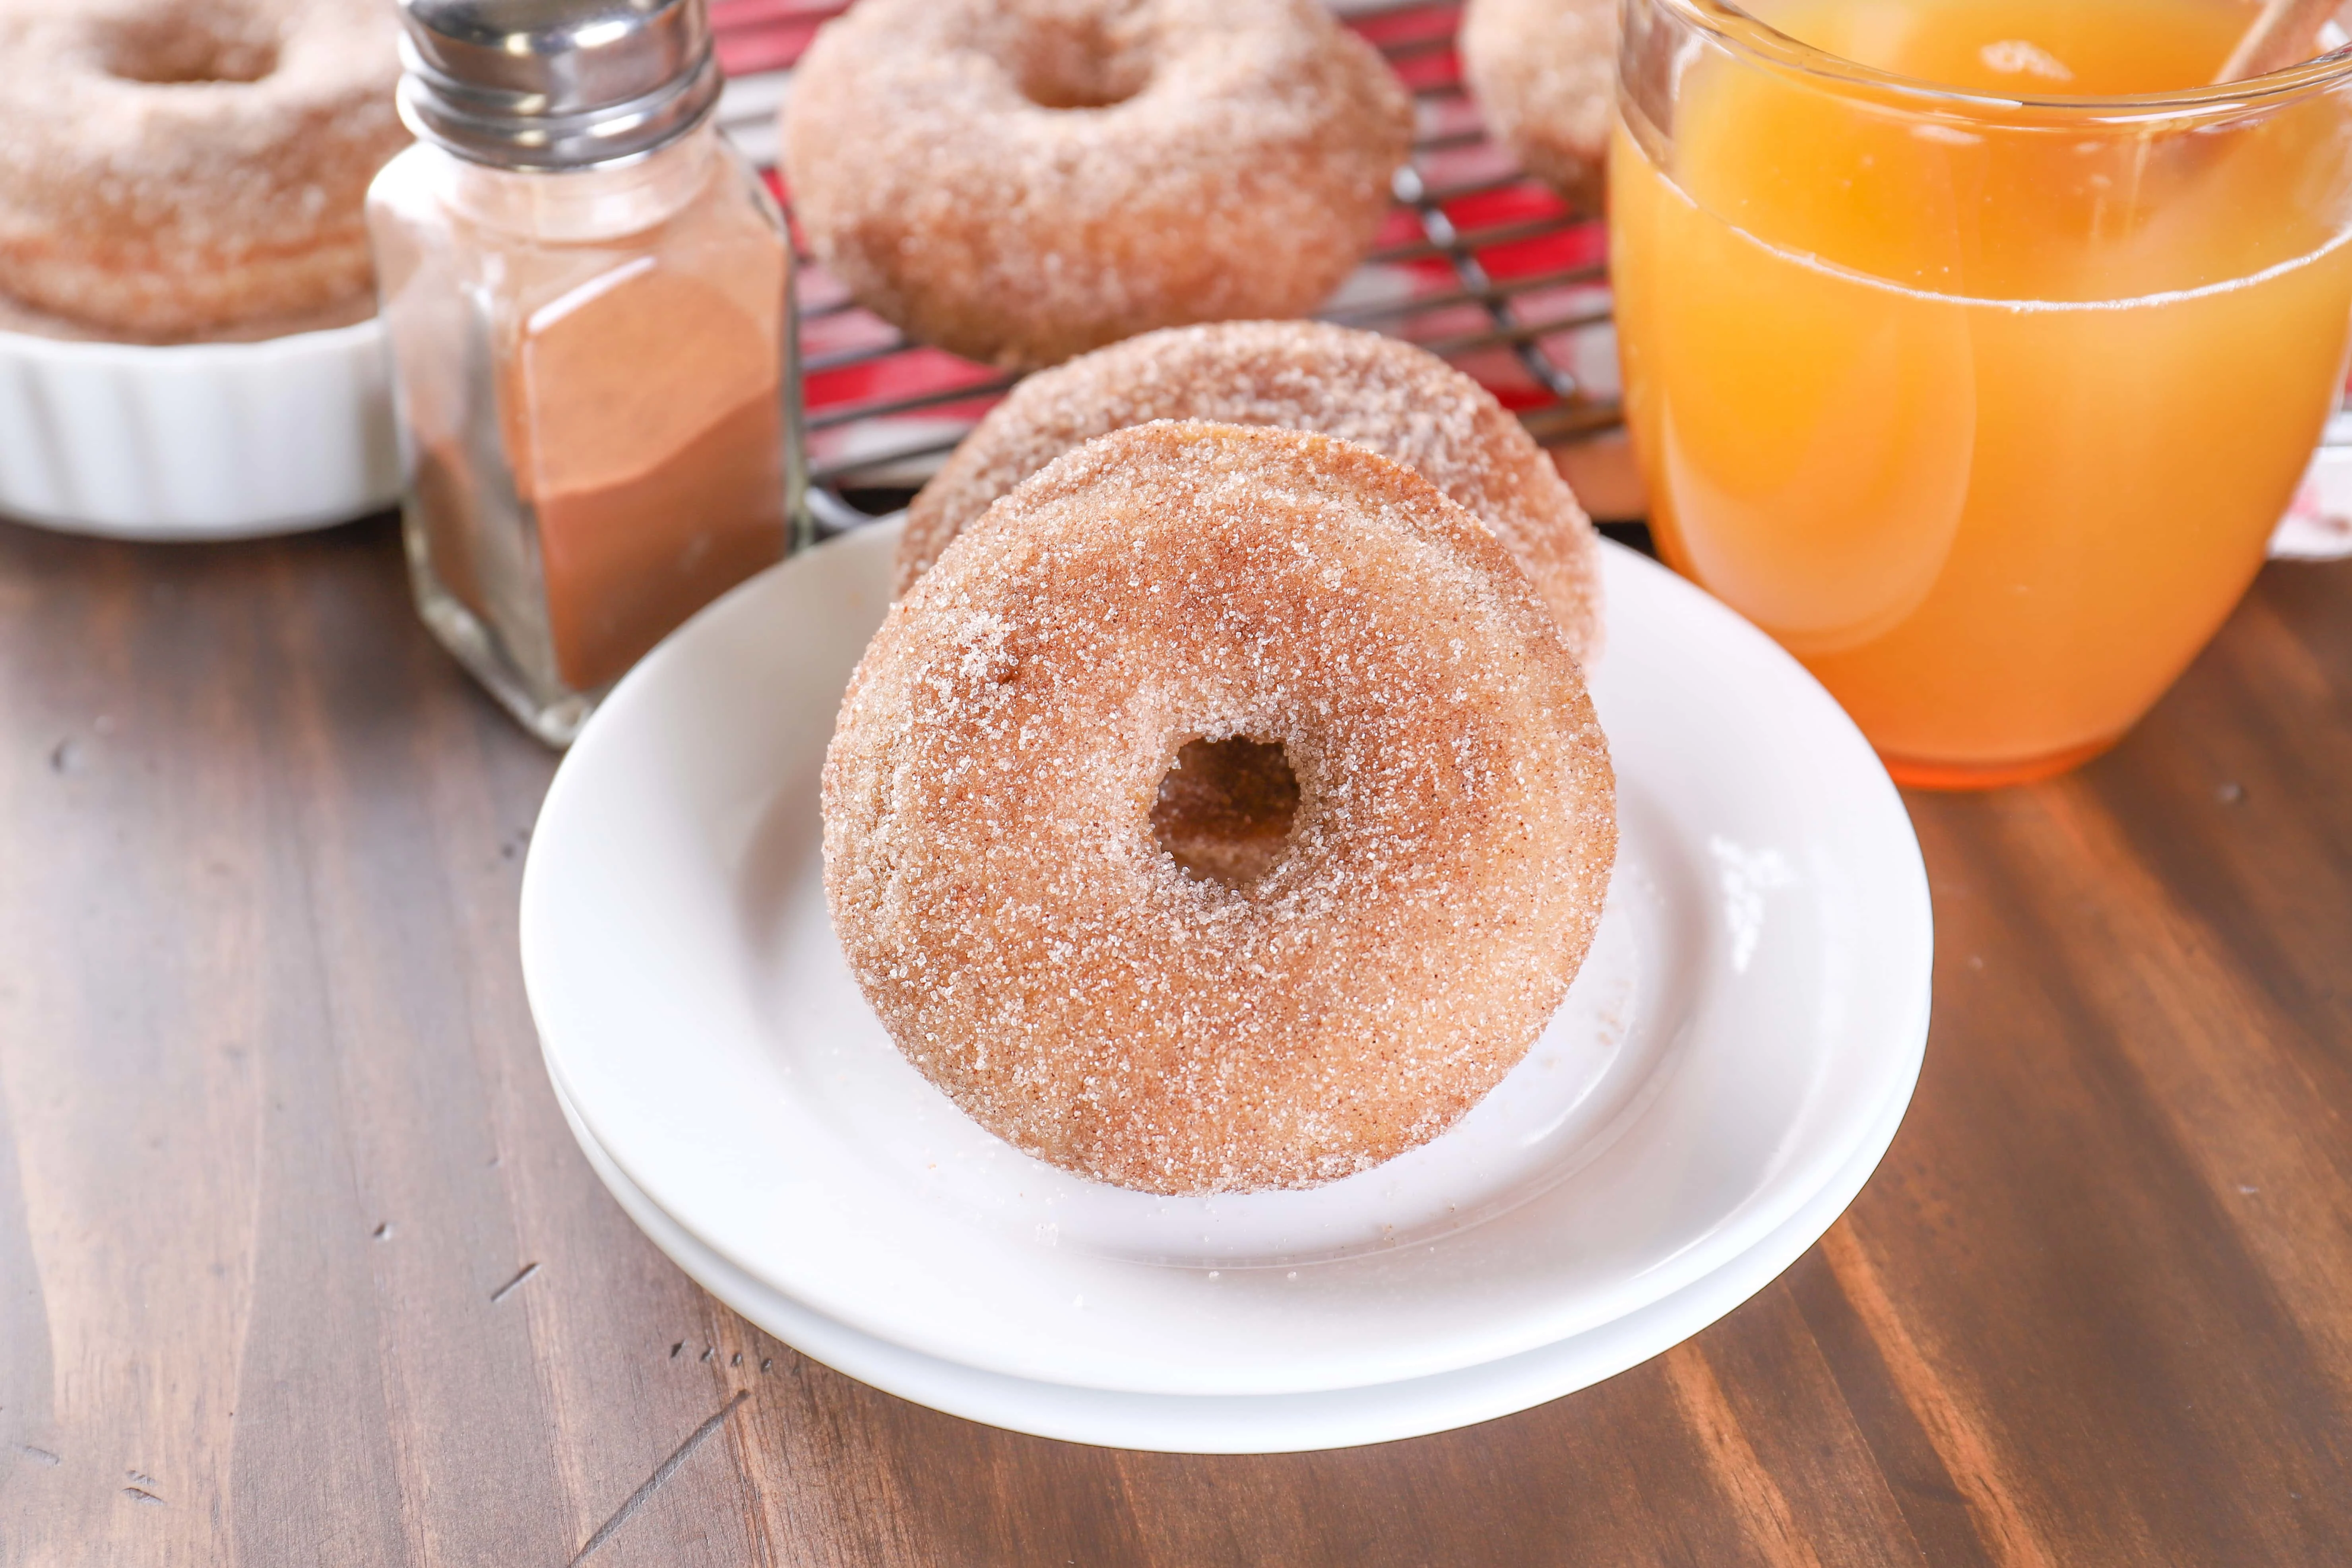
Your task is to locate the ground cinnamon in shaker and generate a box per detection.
[370,0,801,743]
[508,260,787,692]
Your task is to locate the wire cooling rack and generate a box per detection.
[706,0,2352,556]
[708,0,1625,529]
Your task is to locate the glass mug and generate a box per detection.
[1611,0,2352,787]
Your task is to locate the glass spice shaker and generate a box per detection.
[368,0,804,744]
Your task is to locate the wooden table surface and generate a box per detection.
[2,512,2348,1566]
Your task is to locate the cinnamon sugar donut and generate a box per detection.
[899,320,1606,663]
[0,0,405,337]
[781,0,1412,370]
[1461,0,1618,207]
[823,422,1617,1194]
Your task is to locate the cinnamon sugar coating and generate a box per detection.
[0,0,405,335]
[823,422,1617,1195]
[900,320,1605,663]
[1460,0,1617,208]
[780,0,1412,370]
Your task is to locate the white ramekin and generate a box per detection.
[0,317,399,541]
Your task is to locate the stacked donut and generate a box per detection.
[822,325,1617,1196]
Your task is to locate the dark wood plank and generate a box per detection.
[1,515,2347,1565]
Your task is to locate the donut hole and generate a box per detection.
[1151,736,1301,888]
[98,14,280,85]
[1008,19,1150,109]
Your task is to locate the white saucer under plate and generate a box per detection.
[548,1048,1917,1452]
[521,521,1932,1399]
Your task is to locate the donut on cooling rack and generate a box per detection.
[0,0,405,337]
[823,421,1618,1195]
[897,320,1606,664]
[1460,0,1617,207]
[780,0,1414,370]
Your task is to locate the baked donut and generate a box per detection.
[1460,0,1618,207]
[781,0,1412,370]
[899,320,1606,663]
[0,0,404,337]
[824,421,1617,1194]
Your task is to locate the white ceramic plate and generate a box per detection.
[522,521,1932,1397]
[549,1052,1918,1452]
[0,318,398,539]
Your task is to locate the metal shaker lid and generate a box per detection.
[395,0,722,170]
